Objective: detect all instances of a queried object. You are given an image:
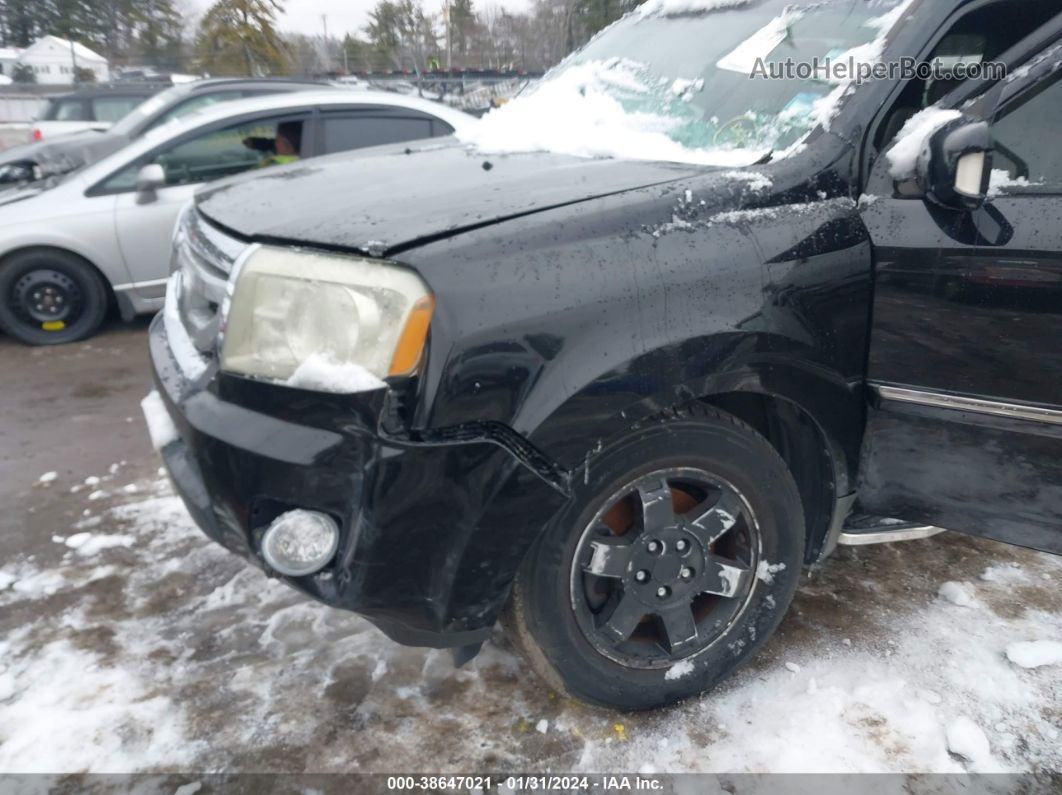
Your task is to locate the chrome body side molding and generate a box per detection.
[872,384,1062,426]
[837,526,945,546]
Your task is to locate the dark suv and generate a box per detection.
[149,0,1062,710]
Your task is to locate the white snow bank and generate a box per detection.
[946,716,992,767]
[458,60,768,168]
[63,532,135,556]
[1005,640,1062,669]
[886,107,963,179]
[140,390,178,452]
[285,354,387,394]
[938,581,979,608]
[0,641,197,773]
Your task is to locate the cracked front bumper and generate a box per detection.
[148,313,568,648]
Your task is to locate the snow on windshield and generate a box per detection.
[458,0,911,166]
[459,58,768,167]
[637,0,752,17]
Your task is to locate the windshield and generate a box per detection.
[460,0,910,165]
[109,83,193,137]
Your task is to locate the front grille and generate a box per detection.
[173,207,250,354]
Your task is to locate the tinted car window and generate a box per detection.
[102,116,308,191]
[46,99,88,121]
[322,115,434,154]
[992,75,1062,189]
[93,96,145,123]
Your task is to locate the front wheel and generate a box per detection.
[502,403,805,710]
[0,250,110,345]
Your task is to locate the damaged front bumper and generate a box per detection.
[148,313,569,649]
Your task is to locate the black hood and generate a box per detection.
[0,131,129,178]
[195,140,703,256]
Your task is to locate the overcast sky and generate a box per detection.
[188,0,533,39]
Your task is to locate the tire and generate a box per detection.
[0,249,110,346]
[502,403,805,710]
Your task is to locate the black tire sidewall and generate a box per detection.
[519,410,805,710]
[0,250,109,345]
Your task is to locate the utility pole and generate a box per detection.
[445,1,452,70]
[322,14,329,73]
[68,33,79,84]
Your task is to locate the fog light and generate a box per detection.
[260,510,339,577]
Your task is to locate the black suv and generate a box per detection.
[1,78,327,184]
[149,0,1062,710]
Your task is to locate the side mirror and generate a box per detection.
[136,163,166,201]
[917,119,993,211]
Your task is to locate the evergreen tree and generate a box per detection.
[196,0,288,76]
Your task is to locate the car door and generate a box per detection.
[108,111,312,303]
[858,39,1062,554]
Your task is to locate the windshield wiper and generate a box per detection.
[753,150,774,165]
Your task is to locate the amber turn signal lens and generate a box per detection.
[388,295,434,377]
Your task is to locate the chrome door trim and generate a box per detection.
[872,384,1062,426]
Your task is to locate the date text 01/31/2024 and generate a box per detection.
[385,775,664,791]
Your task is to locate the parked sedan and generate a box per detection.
[0,77,326,188]
[29,84,163,142]
[0,90,473,344]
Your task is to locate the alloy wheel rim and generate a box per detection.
[569,467,760,670]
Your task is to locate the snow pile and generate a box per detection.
[140,390,178,452]
[38,471,57,484]
[1005,640,1062,669]
[938,581,979,608]
[886,107,963,179]
[62,532,135,556]
[285,353,386,394]
[458,59,768,168]
[946,716,993,768]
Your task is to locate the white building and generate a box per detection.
[0,36,109,85]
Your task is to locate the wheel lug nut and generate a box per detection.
[635,570,649,583]
[647,540,661,554]
[656,586,670,599]
[680,567,693,580]
[676,539,689,552]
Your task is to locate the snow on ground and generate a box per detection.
[0,478,1060,774]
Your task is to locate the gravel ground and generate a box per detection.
[1,324,1060,777]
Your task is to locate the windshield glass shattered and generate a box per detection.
[460,0,910,165]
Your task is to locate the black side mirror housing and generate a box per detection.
[917,119,993,211]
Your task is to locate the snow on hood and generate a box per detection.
[457,59,770,168]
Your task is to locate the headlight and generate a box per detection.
[220,246,433,391]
